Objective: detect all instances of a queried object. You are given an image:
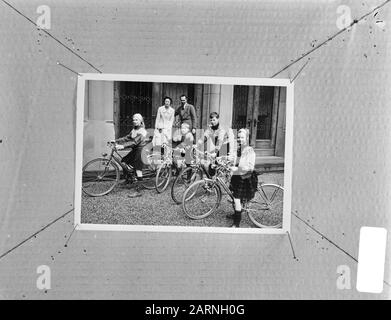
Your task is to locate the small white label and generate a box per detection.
[356,227,387,293]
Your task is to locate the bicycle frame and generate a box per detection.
[217,176,233,198]
[215,170,282,213]
[203,172,234,199]
[161,144,183,171]
[104,146,135,175]
[191,161,211,178]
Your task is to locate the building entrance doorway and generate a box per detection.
[113,81,195,138]
[232,85,280,156]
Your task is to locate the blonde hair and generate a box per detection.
[133,113,145,127]
[238,128,250,143]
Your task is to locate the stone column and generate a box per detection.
[218,85,233,129]
[83,80,115,164]
[88,80,113,121]
[209,84,221,114]
[201,84,210,128]
[193,84,203,129]
[246,86,255,142]
[270,87,280,150]
[113,81,120,138]
[151,82,163,125]
[275,87,286,157]
[250,86,261,146]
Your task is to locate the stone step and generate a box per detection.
[255,156,284,173]
[255,140,272,149]
[254,148,274,157]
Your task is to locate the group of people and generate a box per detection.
[113,95,258,228]
[154,94,197,146]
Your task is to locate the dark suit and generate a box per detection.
[175,103,197,131]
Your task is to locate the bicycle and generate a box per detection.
[170,147,224,204]
[155,143,186,193]
[81,142,159,197]
[182,158,284,228]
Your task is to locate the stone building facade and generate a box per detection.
[83,81,286,170]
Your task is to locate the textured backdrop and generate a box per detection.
[0,0,390,299]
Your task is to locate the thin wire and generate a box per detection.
[57,61,81,76]
[64,223,78,248]
[290,58,311,83]
[0,208,74,261]
[286,231,297,259]
[1,0,102,73]
[271,0,391,78]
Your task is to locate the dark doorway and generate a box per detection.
[162,83,195,108]
[117,82,195,138]
[256,86,274,140]
[232,85,277,151]
[118,82,152,137]
[232,85,249,129]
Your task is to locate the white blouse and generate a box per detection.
[130,127,147,139]
[237,146,255,172]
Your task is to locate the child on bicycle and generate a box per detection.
[173,122,195,180]
[229,128,258,228]
[113,113,149,197]
[175,123,194,164]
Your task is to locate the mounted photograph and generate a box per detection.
[74,74,293,234]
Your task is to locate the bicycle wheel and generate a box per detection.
[155,163,172,193]
[171,166,203,204]
[82,158,119,197]
[247,184,284,228]
[182,180,221,219]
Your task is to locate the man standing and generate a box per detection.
[175,94,197,136]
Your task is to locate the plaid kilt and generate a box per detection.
[229,171,258,201]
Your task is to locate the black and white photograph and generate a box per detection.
[75,75,293,233]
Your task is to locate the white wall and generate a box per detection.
[83,81,115,164]
[219,85,234,130]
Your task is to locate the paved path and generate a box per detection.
[81,173,284,228]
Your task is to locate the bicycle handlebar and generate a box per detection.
[107,141,124,150]
[161,143,184,153]
[192,147,234,168]
[192,147,215,159]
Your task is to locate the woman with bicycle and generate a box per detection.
[229,128,258,228]
[114,113,149,196]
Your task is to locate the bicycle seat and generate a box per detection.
[101,152,108,157]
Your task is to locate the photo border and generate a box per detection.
[74,73,294,235]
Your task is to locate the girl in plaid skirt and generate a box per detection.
[229,128,258,228]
